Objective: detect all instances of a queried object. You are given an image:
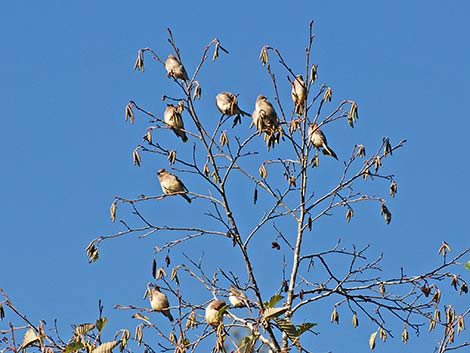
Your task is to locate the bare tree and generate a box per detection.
[1,21,469,353]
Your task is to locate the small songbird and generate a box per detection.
[148,283,174,322]
[252,95,280,133]
[157,168,192,203]
[165,54,189,81]
[216,92,250,126]
[164,104,188,142]
[205,299,227,326]
[228,285,250,308]
[291,75,306,116]
[308,123,338,160]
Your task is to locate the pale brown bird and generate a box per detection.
[164,104,188,142]
[157,168,192,203]
[252,95,280,132]
[216,92,250,126]
[148,284,174,322]
[165,54,189,81]
[228,285,250,308]
[308,123,338,160]
[205,299,227,326]
[291,74,306,116]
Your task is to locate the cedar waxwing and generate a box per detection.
[157,168,192,203]
[291,75,306,116]
[205,299,227,326]
[216,92,250,126]
[252,95,280,133]
[228,285,250,308]
[165,54,189,81]
[164,104,188,142]
[308,123,338,160]
[148,284,174,322]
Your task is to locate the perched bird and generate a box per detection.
[165,54,189,81]
[148,284,174,322]
[308,123,338,160]
[157,168,192,203]
[291,75,306,116]
[164,104,188,142]
[205,299,227,326]
[228,285,250,308]
[216,92,250,126]
[252,95,280,133]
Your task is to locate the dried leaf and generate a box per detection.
[20,328,38,350]
[64,341,84,353]
[92,341,118,353]
[95,317,107,333]
[143,130,153,144]
[74,323,96,335]
[263,306,289,320]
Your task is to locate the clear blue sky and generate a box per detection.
[1,1,469,352]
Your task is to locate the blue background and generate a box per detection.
[1,1,469,352]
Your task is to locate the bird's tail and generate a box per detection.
[322,144,338,160]
[163,310,174,322]
[181,193,192,203]
[240,109,250,117]
[173,129,188,143]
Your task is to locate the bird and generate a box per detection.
[216,92,250,126]
[291,75,306,116]
[205,299,227,326]
[165,54,189,81]
[308,122,338,160]
[164,104,188,142]
[157,168,192,203]
[252,95,280,133]
[228,285,251,308]
[148,283,174,322]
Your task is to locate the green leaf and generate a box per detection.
[465,261,470,270]
[96,317,107,333]
[73,323,96,336]
[263,306,289,320]
[274,318,297,340]
[64,341,84,353]
[264,294,284,308]
[296,322,317,336]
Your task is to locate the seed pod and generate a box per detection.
[313,155,319,167]
[259,164,267,179]
[429,318,436,332]
[431,288,441,304]
[379,327,387,342]
[152,259,157,279]
[259,46,268,65]
[383,137,392,156]
[460,282,468,294]
[374,156,382,173]
[219,130,228,146]
[434,308,441,322]
[389,180,398,197]
[401,324,408,343]
[133,50,144,72]
[379,282,386,296]
[446,306,455,324]
[253,187,258,205]
[133,148,141,167]
[308,216,312,230]
[457,315,465,334]
[323,87,332,102]
[156,267,167,280]
[330,307,339,324]
[310,64,318,84]
[110,200,117,222]
[356,144,366,157]
[135,324,143,346]
[167,150,177,165]
[193,81,202,100]
[369,332,377,350]
[125,103,135,124]
[346,208,354,222]
[203,161,210,176]
[352,313,359,328]
[186,310,197,329]
[212,43,219,61]
[348,102,358,128]
[438,241,451,256]
[380,202,392,224]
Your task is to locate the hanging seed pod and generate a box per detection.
[259,46,269,65]
[313,154,319,167]
[383,137,392,156]
[460,282,468,294]
[133,148,141,167]
[434,307,441,322]
[429,318,436,332]
[212,42,220,61]
[125,103,135,124]
[259,164,267,179]
[310,64,318,84]
[253,187,258,205]
[432,288,441,304]
[446,306,455,324]
[186,310,197,329]
[389,180,398,197]
[401,324,408,343]
[352,313,359,328]
[369,332,377,350]
[374,156,382,173]
[203,160,210,176]
[379,327,387,342]
[380,202,392,224]
[379,282,386,296]
[193,81,202,100]
[451,275,459,290]
[156,267,167,280]
[219,130,229,146]
[348,102,359,128]
[448,326,455,344]
[308,216,312,231]
[110,200,117,222]
[356,144,366,157]
[133,50,144,72]
[152,259,157,279]
[167,150,177,165]
[330,307,339,324]
[165,254,171,267]
[346,208,354,222]
[457,315,465,334]
[135,324,143,346]
[86,240,99,263]
[323,87,332,102]
[438,241,451,256]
